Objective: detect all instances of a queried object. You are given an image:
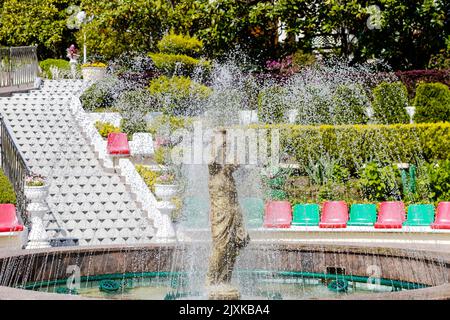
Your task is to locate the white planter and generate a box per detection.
[24,184,50,249]
[157,201,176,216]
[154,201,176,242]
[405,106,415,124]
[82,67,106,81]
[366,107,374,119]
[24,185,49,203]
[287,109,299,123]
[154,184,178,201]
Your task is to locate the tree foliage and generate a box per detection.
[0,0,78,58]
[0,0,448,69]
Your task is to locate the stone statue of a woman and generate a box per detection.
[206,129,250,299]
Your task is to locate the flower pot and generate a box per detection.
[81,67,106,81]
[24,184,50,249]
[154,184,178,201]
[24,184,49,203]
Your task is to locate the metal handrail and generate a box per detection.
[0,46,39,95]
[0,115,30,225]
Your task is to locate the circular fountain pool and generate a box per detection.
[25,270,426,300]
[0,243,449,300]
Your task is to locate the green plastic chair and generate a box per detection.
[240,197,264,228]
[181,196,210,228]
[347,204,377,226]
[404,204,435,226]
[292,204,320,226]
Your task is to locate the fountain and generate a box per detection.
[0,57,449,300]
[206,129,250,300]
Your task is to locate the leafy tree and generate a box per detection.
[0,0,79,58]
[264,0,449,69]
[79,0,211,60]
[78,0,171,60]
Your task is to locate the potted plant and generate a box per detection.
[24,173,51,249]
[154,172,178,201]
[24,173,48,202]
[81,61,107,81]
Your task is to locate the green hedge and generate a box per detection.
[414,82,450,123]
[372,82,410,124]
[39,59,71,79]
[148,75,211,115]
[149,53,210,75]
[333,84,370,125]
[255,122,450,174]
[257,86,287,124]
[157,32,203,56]
[0,169,16,204]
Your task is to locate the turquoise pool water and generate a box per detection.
[23,271,426,300]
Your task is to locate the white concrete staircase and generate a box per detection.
[0,80,155,246]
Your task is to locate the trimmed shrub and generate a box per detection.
[157,32,203,56]
[113,89,154,114]
[94,121,121,138]
[39,59,71,79]
[252,122,450,175]
[80,76,121,112]
[295,85,333,125]
[257,85,287,124]
[413,82,450,123]
[332,84,370,125]
[372,82,409,124]
[428,49,450,70]
[0,169,16,204]
[147,115,193,136]
[149,53,210,75]
[114,89,153,136]
[395,69,450,98]
[148,75,212,115]
[120,118,148,137]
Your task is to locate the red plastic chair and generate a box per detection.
[0,204,24,232]
[107,133,130,155]
[263,201,292,228]
[374,201,405,229]
[319,201,349,228]
[431,202,450,229]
